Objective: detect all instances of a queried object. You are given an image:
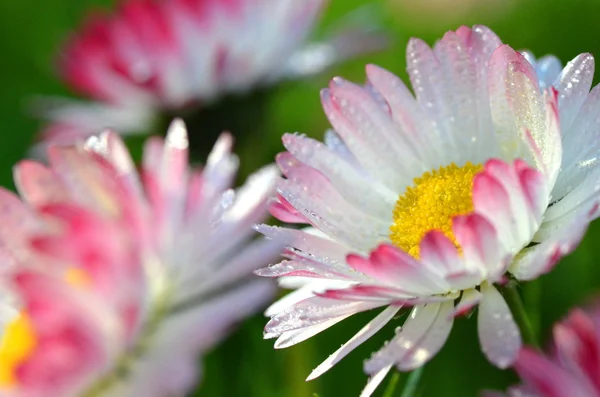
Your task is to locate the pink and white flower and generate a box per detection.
[256,25,600,394]
[489,303,600,397]
[38,0,384,146]
[0,120,280,396]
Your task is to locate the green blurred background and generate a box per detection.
[1,0,600,395]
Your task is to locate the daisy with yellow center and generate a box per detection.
[0,120,280,396]
[0,314,36,387]
[258,25,600,396]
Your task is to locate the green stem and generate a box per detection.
[382,366,424,397]
[523,280,541,343]
[503,284,540,349]
[382,371,401,397]
[400,366,424,397]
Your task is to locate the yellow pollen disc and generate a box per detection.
[390,162,483,258]
[0,313,37,387]
[65,267,92,288]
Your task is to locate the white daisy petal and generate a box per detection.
[478,283,521,368]
[307,306,400,380]
[360,365,393,397]
[364,301,454,374]
[554,53,595,130]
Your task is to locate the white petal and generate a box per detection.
[277,175,389,251]
[364,301,454,374]
[273,315,352,348]
[176,238,282,303]
[264,279,354,317]
[256,224,349,264]
[554,53,595,131]
[406,38,459,166]
[512,209,589,280]
[527,53,563,90]
[478,283,521,368]
[265,296,385,336]
[551,106,600,202]
[544,165,600,223]
[321,80,415,191]
[488,46,541,167]
[307,306,400,380]
[360,365,393,397]
[365,64,437,167]
[323,129,363,170]
[282,133,396,217]
[432,28,498,164]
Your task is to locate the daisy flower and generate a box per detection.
[256,25,600,394]
[38,0,385,147]
[488,303,600,397]
[0,120,280,396]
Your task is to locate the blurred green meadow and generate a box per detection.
[1,0,600,395]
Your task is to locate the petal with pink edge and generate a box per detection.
[488,45,562,186]
[514,348,595,397]
[13,161,68,207]
[552,309,600,386]
[0,189,44,268]
[418,230,463,277]
[347,244,448,295]
[269,195,308,224]
[12,270,119,395]
[473,159,548,254]
[452,213,505,280]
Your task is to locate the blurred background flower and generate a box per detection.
[0,121,279,396]
[488,300,600,397]
[33,0,387,162]
[2,0,600,396]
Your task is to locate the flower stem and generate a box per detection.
[400,366,424,397]
[382,371,400,397]
[382,366,424,397]
[503,284,539,349]
[523,280,541,343]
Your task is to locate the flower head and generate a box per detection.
[489,303,600,397]
[0,120,280,396]
[257,25,600,394]
[38,0,385,147]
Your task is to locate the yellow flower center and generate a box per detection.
[0,313,37,387]
[0,269,89,389]
[390,162,483,258]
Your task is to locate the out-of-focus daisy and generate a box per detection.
[0,120,280,396]
[257,25,600,394]
[488,303,600,397]
[37,0,385,147]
